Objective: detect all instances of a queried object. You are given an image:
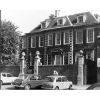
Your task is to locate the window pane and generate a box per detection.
[78,16,83,23]
[55,55,62,65]
[22,38,26,49]
[2,74,6,77]
[76,31,83,44]
[48,34,53,46]
[62,77,67,82]
[55,33,61,45]
[31,37,36,48]
[39,36,44,47]
[64,53,68,64]
[56,78,61,82]
[64,32,70,44]
[7,74,12,77]
[87,29,94,43]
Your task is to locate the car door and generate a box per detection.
[56,77,62,89]
[62,77,70,89]
[7,73,13,83]
[29,76,38,88]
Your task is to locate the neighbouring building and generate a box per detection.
[21,11,100,84]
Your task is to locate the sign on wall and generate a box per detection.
[97,58,100,67]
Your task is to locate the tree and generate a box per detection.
[0,20,21,65]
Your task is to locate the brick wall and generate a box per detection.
[0,65,20,77]
[38,63,78,84]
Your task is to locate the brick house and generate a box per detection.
[21,12,100,84]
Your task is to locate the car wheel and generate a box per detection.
[15,86,20,89]
[54,86,59,90]
[68,85,72,90]
[25,85,31,90]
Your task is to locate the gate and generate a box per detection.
[85,59,97,84]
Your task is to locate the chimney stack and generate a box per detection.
[55,10,60,17]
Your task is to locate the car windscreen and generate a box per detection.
[45,77,55,82]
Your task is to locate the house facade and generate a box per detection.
[21,12,100,84]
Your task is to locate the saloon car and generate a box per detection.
[42,75,73,90]
[12,74,47,90]
[0,72,17,85]
[12,74,32,88]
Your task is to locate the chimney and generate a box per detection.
[55,10,60,17]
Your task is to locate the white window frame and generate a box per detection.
[86,28,94,43]
[77,15,86,23]
[54,55,62,65]
[48,34,53,46]
[57,18,63,25]
[41,22,46,28]
[39,35,44,47]
[63,31,70,45]
[55,32,61,45]
[31,36,36,48]
[22,38,26,49]
[76,30,83,44]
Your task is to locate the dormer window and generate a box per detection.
[41,22,46,29]
[57,18,63,25]
[77,15,86,23]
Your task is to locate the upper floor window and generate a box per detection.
[48,34,53,46]
[55,32,61,45]
[77,15,86,23]
[22,38,26,49]
[31,36,36,48]
[87,28,94,43]
[64,31,70,44]
[39,36,44,47]
[76,30,83,44]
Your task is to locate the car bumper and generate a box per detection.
[11,83,24,88]
[42,87,54,90]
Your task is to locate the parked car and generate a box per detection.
[11,74,31,89]
[87,83,100,90]
[12,74,47,90]
[42,75,73,90]
[0,72,17,85]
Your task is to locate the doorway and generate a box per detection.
[85,59,97,84]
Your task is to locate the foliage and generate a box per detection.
[0,20,21,65]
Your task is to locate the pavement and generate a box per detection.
[0,84,90,90]
[72,84,90,90]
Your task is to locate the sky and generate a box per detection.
[1,0,100,36]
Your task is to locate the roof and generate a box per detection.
[28,12,100,34]
[68,12,98,26]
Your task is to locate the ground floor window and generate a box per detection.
[54,55,63,65]
[63,52,68,65]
